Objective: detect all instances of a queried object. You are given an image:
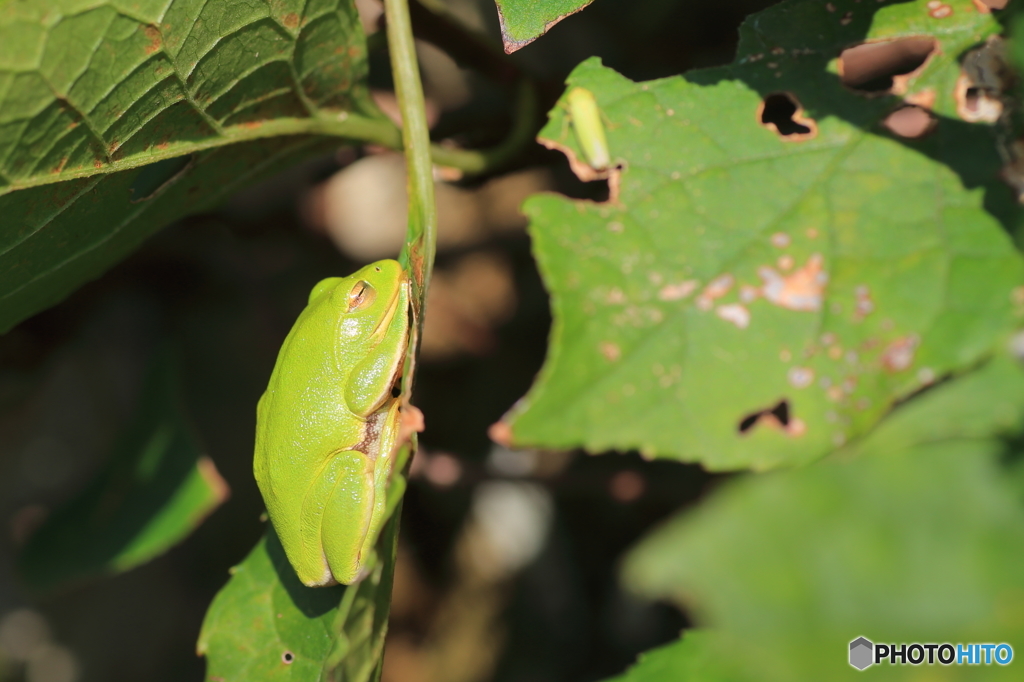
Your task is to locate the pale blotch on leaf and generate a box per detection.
[927,1,953,19]
[697,274,735,310]
[770,232,791,248]
[758,253,827,312]
[716,304,751,329]
[658,281,699,301]
[739,284,760,304]
[606,288,626,304]
[854,285,875,320]
[788,366,814,388]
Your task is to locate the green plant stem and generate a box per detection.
[385,0,436,300]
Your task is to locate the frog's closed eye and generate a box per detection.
[347,280,377,312]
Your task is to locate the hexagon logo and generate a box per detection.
[850,637,874,670]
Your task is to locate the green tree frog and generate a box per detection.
[253,260,410,586]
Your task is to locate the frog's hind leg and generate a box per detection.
[299,449,375,586]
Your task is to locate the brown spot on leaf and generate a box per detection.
[758,253,827,311]
[882,335,919,372]
[883,105,936,138]
[758,93,817,140]
[51,157,68,174]
[839,38,937,95]
[973,0,1007,10]
[599,341,621,362]
[283,12,300,28]
[738,400,806,437]
[143,25,162,54]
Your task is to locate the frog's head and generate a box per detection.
[310,260,410,416]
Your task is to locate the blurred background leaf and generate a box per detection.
[17,345,228,594]
[622,352,1024,681]
[601,632,740,682]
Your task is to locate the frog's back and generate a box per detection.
[253,296,360,542]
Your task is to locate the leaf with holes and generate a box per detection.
[18,347,228,593]
[0,0,378,333]
[836,0,1004,123]
[501,0,1024,470]
[493,0,595,53]
[198,520,398,682]
[620,354,1024,681]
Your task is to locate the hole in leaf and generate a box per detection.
[129,155,193,202]
[839,38,937,94]
[883,105,936,138]
[738,399,791,434]
[282,651,295,664]
[759,93,816,139]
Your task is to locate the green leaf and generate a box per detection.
[0,0,378,333]
[505,0,1024,470]
[492,0,595,53]
[198,516,399,682]
[621,353,1024,681]
[18,346,228,593]
[602,632,741,682]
